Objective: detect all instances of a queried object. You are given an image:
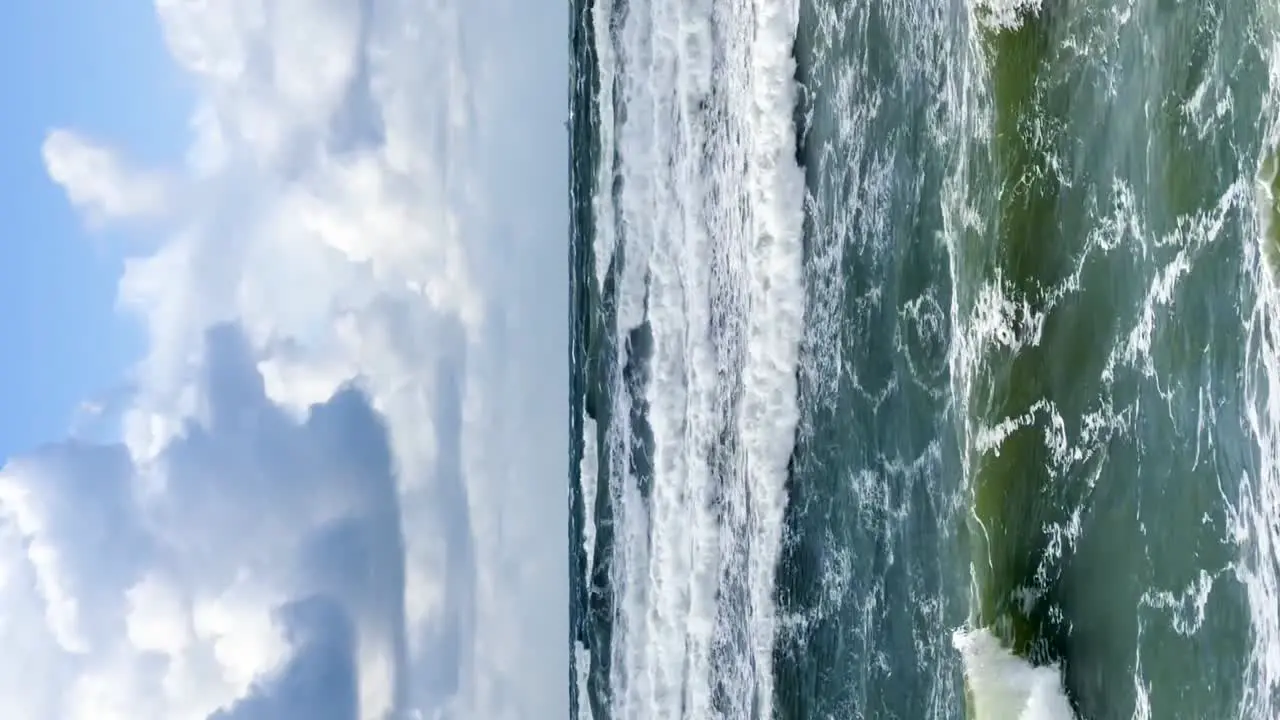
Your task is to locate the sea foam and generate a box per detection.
[953,628,1078,720]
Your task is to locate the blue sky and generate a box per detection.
[0,0,187,462]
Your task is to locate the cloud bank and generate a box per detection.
[1,1,567,718]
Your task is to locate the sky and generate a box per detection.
[0,0,189,462]
[0,2,567,719]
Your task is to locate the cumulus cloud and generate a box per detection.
[4,0,567,718]
[0,325,407,719]
[209,596,359,720]
[42,129,171,224]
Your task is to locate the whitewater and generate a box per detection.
[570,0,1280,717]
[573,0,805,716]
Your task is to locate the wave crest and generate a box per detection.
[954,627,1077,720]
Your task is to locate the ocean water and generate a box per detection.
[569,0,1280,718]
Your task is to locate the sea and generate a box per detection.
[568,0,1280,717]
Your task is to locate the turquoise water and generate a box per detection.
[570,0,1280,717]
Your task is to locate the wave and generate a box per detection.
[954,628,1077,720]
[583,0,806,716]
[1239,15,1280,717]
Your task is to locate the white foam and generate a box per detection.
[590,0,618,292]
[969,0,1044,32]
[953,627,1078,720]
[591,0,805,716]
[575,641,595,720]
[740,0,807,712]
[580,413,598,578]
[1236,21,1280,716]
[1138,568,1218,637]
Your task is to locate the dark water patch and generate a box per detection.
[569,0,618,714]
[966,1,1099,705]
[586,222,629,718]
[962,1,1271,716]
[774,0,967,717]
[622,312,654,504]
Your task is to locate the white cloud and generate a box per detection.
[42,130,172,224]
[5,0,567,718]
